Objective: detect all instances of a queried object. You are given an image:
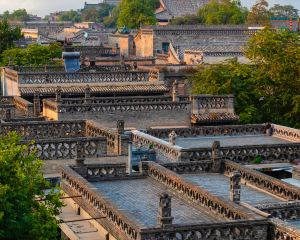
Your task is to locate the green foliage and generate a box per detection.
[170,15,202,25]
[0,132,63,239]
[198,0,248,25]
[58,10,82,22]
[103,7,120,28]
[171,0,247,25]
[189,29,300,128]
[0,19,22,54]
[0,43,62,66]
[269,4,299,18]
[252,155,263,164]
[82,8,99,22]
[247,0,270,25]
[117,0,159,28]
[5,9,30,22]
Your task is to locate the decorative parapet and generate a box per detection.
[64,46,120,58]
[85,164,128,181]
[161,161,212,174]
[272,124,300,142]
[184,143,300,162]
[18,71,150,85]
[132,130,182,162]
[224,160,300,201]
[255,201,300,220]
[147,124,265,139]
[271,218,300,240]
[61,166,140,240]
[0,120,86,140]
[140,220,269,240]
[24,136,107,160]
[144,161,261,221]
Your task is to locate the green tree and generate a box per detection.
[1,43,62,66]
[170,14,202,25]
[269,4,299,18]
[117,0,159,28]
[10,9,30,21]
[198,0,248,25]
[247,0,270,25]
[82,8,99,22]
[58,10,82,22]
[103,7,120,28]
[0,19,22,54]
[189,29,300,127]
[0,132,63,239]
[98,3,115,22]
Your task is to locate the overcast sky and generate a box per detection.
[0,0,299,17]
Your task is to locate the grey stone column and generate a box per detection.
[117,120,125,134]
[34,91,40,117]
[158,193,173,229]
[5,108,11,121]
[211,141,222,173]
[84,85,91,103]
[55,86,62,102]
[230,171,241,203]
[126,132,133,175]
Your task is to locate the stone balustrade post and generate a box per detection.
[230,171,241,203]
[172,80,179,102]
[84,85,91,103]
[158,193,173,229]
[5,108,11,121]
[126,132,133,175]
[211,141,222,173]
[34,91,40,117]
[76,141,85,167]
[117,120,125,134]
[56,86,62,102]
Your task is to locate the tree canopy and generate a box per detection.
[2,9,30,22]
[198,0,248,25]
[246,0,270,25]
[0,132,63,239]
[189,29,300,127]
[171,0,247,25]
[57,10,82,22]
[0,19,22,54]
[269,4,299,18]
[0,43,62,66]
[117,0,159,28]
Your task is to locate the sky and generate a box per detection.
[0,0,299,17]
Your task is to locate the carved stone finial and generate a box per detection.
[158,193,173,229]
[168,131,177,145]
[84,85,91,102]
[172,80,179,102]
[55,86,62,102]
[211,141,222,173]
[117,120,125,134]
[5,108,11,120]
[230,171,241,203]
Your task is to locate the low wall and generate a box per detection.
[44,101,191,129]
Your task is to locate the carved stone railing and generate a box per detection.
[18,71,150,84]
[192,95,233,110]
[57,101,190,114]
[140,220,269,240]
[184,143,300,162]
[224,160,300,201]
[26,137,106,160]
[60,96,173,105]
[147,124,265,139]
[132,130,182,162]
[0,120,86,140]
[271,219,300,240]
[255,201,300,220]
[61,166,140,240]
[272,124,300,142]
[80,64,132,72]
[13,96,34,117]
[162,161,212,174]
[144,161,258,221]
